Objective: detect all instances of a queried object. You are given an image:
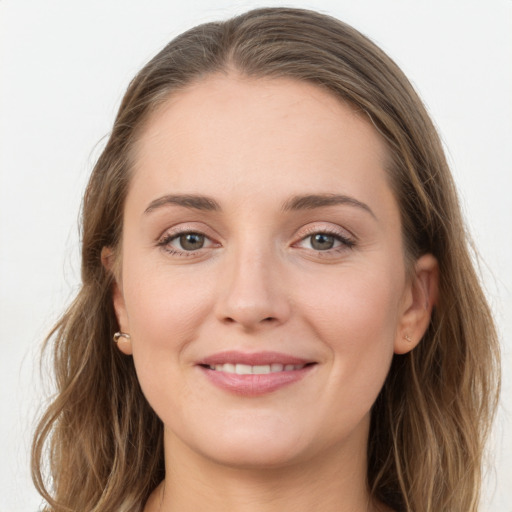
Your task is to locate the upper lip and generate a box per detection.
[197,351,313,367]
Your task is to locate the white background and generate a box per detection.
[1,1,511,510]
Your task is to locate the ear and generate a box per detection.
[394,253,439,355]
[101,247,133,355]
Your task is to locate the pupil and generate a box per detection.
[180,233,204,250]
[311,233,334,250]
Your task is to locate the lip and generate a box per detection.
[196,351,317,397]
[198,350,311,367]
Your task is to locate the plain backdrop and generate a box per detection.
[1,1,511,510]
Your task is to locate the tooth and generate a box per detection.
[235,364,253,375]
[252,365,271,374]
[223,363,236,373]
[208,362,306,374]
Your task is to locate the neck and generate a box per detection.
[145,425,385,512]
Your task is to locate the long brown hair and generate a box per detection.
[32,7,500,511]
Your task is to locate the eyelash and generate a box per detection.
[294,227,356,254]
[156,227,356,257]
[157,231,217,256]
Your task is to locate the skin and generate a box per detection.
[107,74,438,512]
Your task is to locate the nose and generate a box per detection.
[214,244,291,330]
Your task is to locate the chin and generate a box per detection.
[167,416,313,470]
[200,439,307,470]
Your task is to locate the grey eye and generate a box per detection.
[179,233,205,250]
[310,233,335,250]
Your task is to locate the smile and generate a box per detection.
[197,351,316,396]
[205,363,308,374]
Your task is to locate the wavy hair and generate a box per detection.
[32,7,500,511]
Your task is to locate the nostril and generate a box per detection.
[222,316,276,326]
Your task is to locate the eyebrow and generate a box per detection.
[144,194,221,214]
[144,192,375,219]
[282,193,376,219]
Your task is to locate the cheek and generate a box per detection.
[297,265,402,397]
[123,256,212,338]
[300,262,402,339]
[120,260,216,388]
[121,269,215,417]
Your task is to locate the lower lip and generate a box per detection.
[198,365,315,396]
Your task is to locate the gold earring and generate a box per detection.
[113,332,131,343]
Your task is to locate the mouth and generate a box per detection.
[200,362,313,374]
[196,351,317,396]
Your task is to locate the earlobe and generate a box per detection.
[101,247,133,356]
[101,246,114,271]
[113,331,133,355]
[112,282,133,355]
[394,253,439,355]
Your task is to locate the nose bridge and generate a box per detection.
[215,235,290,328]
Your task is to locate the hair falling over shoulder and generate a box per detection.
[31,7,500,512]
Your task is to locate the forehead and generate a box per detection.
[129,74,393,213]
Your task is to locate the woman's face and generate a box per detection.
[112,75,435,469]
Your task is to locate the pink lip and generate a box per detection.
[198,350,310,366]
[196,351,316,397]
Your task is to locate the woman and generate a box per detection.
[31,7,500,512]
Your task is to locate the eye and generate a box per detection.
[157,230,218,255]
[296,229,355,252]
[309,233,337,251]
[176,232,206,251]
